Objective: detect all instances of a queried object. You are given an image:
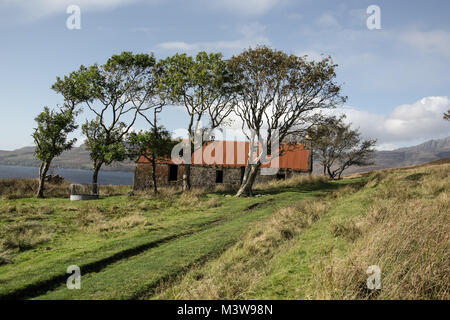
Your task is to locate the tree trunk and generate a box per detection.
[337,167,344,180]
[183,163,191,191]
[323,164,327,177]
[92,162,102,195]
[151,156,158,194]
[152,110,159,194]
[36,161,50,198]
[235,163,259,197]
[327,166,336,180]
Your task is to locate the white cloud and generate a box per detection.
[401,30,450,58]
[286,13,303,20]
[347,8,366,27]
[157,41,198,51]
[0,0,149,21]
[316,13,341,29]
[200,0,285,16]
[156,22,270,53]
[334,97,450,149]
[2,0,286,21]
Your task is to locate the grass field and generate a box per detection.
[0,163,448,300]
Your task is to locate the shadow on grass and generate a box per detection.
[0,217,225,300]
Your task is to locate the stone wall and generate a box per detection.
[133,163,183,190]
[189,166,244,189]
[134,163,244,190]
[133,163,310,190]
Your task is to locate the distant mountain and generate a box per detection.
[0,145,135,172]
[313,136,450,175]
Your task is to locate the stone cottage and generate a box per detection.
[133,140,312,190]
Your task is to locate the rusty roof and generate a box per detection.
[138,140,310,171]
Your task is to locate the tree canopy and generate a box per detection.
[47,47,363,195]
[228,46,347,196]
[32,105,78,197]
[157,51,237,190]
[53,52,158,193]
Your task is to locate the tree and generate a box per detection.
[335,138,377,179]
[308,119,377,180]
[32,105,78,198]
[229,46,347,196]
[158,52,236,191]
[54,52,157,193]
[82,118,127,194]
[444,110,450,121]
[127,124,178,194]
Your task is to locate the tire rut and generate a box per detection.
[0,217,226,300]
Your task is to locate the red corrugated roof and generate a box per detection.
[138,140,309,171]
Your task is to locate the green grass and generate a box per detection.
[1,165,447,300]
[36,192,296,299]
[0,194,258,297]
[151,165,448,300]
[0,175,333,299]
[247,186,374,299]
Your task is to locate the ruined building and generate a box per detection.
[133,140,312,190]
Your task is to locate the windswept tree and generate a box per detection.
[54,52,157,193]
[158,52,236,190]
[229,46,347,197]
[32,105,78,198]
[308,119,377,180]
[127,124,178,194]
[132,65,175,194]
[52,65,100,109]
[82,118,127,194]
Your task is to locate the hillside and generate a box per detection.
[0,145,135,172]
[0,160,448,300]
[313,136,450,175]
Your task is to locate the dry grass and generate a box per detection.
[177,189,205,207]
[90,213,148,233]
[311,164,450,300]
[0,250,12,265]
[69,201,155,234]
[0,178,130,199]
[133,186,180,202]
[254,174,327,191]
[214,184,237,193]
[204,197,222,209]
[99,185,132,196]
[156,197,334,299]
[0,178,71,199]
[330,219,363,242]
[1,221,53,251]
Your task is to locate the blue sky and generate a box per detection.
[0,0,449,150]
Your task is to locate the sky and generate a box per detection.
[0,0,449,151]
